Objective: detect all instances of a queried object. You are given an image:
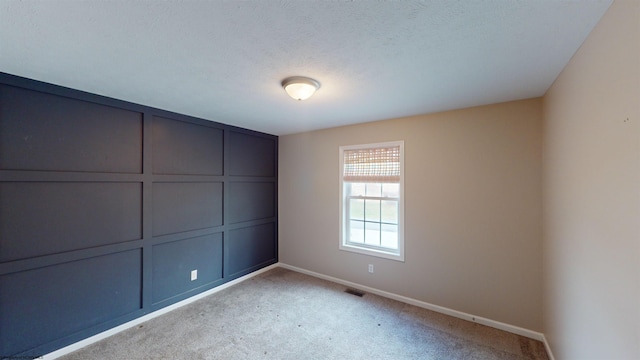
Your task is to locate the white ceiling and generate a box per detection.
[0,0,612,136]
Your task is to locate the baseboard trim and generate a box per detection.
[542,334,556,360]
[278,262,545,342]
[41,263,279,360]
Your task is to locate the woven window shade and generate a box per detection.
[343,146,400,183]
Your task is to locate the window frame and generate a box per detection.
[339,141,405,262]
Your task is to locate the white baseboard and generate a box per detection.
[41,263,279,360]
[541,334,556,360]
[278,262,546,342]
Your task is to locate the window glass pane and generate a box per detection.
[381,200,398,224]
[380,224,398,249]
[382,183,400,198]
[349,199,364,220]
[349,220,364,243]
[364,222,380,246]
[365,183,382,197]
[350,183,366,197]
[365,199,380,222]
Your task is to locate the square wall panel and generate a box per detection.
[227,182,275,224]
[0,249,141,356]
[0,182,142,262]
[152,116,223,175]
[152,233,223,304]
[152,182,223,236]
[227,131,276,177]
[227,223,276,277]
[0,84,142,173]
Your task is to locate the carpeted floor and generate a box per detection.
[59,268,549,359]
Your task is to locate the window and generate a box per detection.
[339,141,404,261]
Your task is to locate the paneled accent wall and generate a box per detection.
[0,73,277,358]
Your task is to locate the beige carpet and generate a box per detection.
[60,268,549,359]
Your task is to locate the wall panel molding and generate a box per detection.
[0,72,277,358]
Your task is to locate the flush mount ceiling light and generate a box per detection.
[281,76,320,101]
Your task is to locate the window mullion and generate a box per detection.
[362,194,367,245]
[377,199,382,247]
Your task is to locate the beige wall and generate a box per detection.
[279,98,543,331]
[542,1,640,359]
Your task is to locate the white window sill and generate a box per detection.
[339,243,405,262]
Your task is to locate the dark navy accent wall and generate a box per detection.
[0,72,278,358]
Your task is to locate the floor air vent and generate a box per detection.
[345,288,365,297]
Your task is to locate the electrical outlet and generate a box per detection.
[368,264,374,273]
[190,269,198,281]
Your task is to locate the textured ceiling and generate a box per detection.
[0,1,612,135]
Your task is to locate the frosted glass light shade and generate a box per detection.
[282,76,320,101]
